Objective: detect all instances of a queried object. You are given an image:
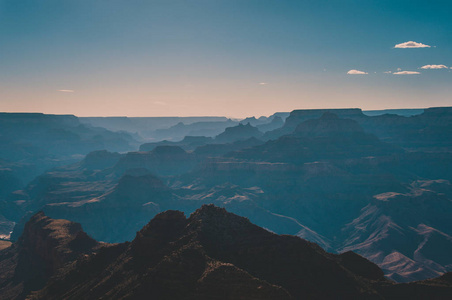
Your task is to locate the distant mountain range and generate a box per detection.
[1,106,451,287]
[80,113,290,141]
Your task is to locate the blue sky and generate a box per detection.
[0,0,451,117]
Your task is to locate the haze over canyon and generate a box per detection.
[1,107,452,299]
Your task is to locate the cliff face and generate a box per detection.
[264,107,452,152]
[0,212,100,300]
[264,108,365,139]
[231,113,401,164]
[215,123,263,143]
[294,112,365,136]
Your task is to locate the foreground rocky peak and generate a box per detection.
[3,206,452,299]
[133,210,187,244]
[18,212,99,266]
[188,204,251,228]
[0,212,100,300]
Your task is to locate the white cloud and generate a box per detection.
[259,82,268,85]
[420,64,448,69]
[394,41,431,48]
[384,71,392,74]
[57,89,74,93]
[347,69,368,75]
[393,71,421,75]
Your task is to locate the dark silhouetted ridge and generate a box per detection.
[0,212,100,300]
[2,206,452,299]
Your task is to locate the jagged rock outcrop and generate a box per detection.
[0,212,101,300]
[1,205,446,300]
[26,205,384,299]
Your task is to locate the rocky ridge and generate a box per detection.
[2,206,452,299]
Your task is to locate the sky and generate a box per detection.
[0,0,451,117]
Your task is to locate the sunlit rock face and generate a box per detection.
[340,179,452,282]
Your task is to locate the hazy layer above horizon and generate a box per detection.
[0,1,451,117]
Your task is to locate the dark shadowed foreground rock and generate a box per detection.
[2,206,452,299]
[0,212,102,300]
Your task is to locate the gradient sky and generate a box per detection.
[0,0,451,117]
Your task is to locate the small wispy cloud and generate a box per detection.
[347,70,368,75]
[420,64,448,69]
[384,71,392,74]
[259,82,268,85]
[393,71,421,75]
[57,89,75,93]
[394,41,431,48]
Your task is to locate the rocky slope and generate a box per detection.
[25,206,380,299]
[2,206,451,299]
[0,212,101,300]
[340,180,452,282]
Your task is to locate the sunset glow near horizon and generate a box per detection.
[1,0,451,118]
